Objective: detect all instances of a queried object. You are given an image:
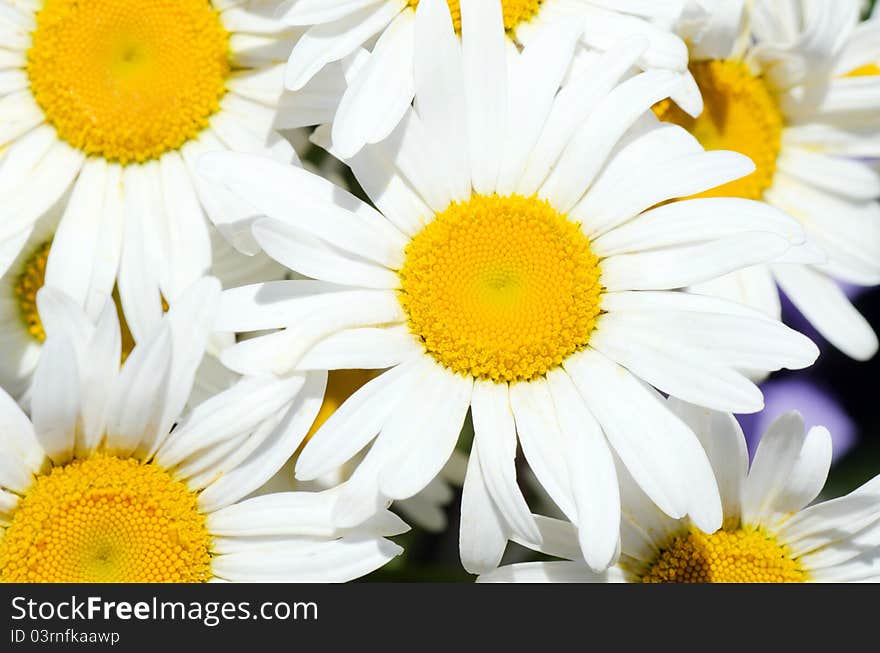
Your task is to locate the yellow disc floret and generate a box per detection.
[26,0,230,164]
[14,239,52,343]
[640,526,807,583]
[301,369,381,449]
[406,0,543,33]
[399,194,603,383]
[653,60,783,200]
[0,455,212,583]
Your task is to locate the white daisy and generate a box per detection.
[480,400,880,583]
[201,2,818,574]
[659,0,880,360]
[0,0,301,350]
[0,278,404,582]
[280,0,697,157]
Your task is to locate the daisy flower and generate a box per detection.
[280,0,696,157]
[480,401,880,583]
[658,0,880,360]
[0,0,301,348]
[0,278,404,583]
[202,1,818,574]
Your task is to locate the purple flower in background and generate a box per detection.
[738,378,858,463]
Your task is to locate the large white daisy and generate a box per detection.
[481,401,880,583]
[0,278,404,583]
[202,2,818,574]
[280,0,698,157]
[659,0,880,360]
[0,0,301,351]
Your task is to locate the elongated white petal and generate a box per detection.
[213,536,403,583]
[546,369,620,571]
[666,399,748,524]
[742,411,805,527]
[378,362,472,500]
[565,349,721,531]
[773,264,878,361]
[461,0,506,194]
[460,444,507,575]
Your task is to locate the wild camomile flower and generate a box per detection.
[480,401,880,583]
[660,0,880,360]
[201,2,818,573]
[280,0,696,157]
[0,279,405,582]
[0,0,300,348]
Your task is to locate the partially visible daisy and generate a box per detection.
[660,0,880,360]
[0,0,301,347]
[255,369,466,533]
[480,401,880,583]
[202,2,818,573]
[0,212,285,406]
[0,279,404,583]
[280,0,696,157]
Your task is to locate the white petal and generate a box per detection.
[199,152,407,268]
[600,232,791,292]
[412,0,470,202]
[564,349,721,531]
[472,379,540,542]
[378,363,472,500]
[741,411,806,527]
[771,426,832,517]
[460,0,507,194]
[213,536,402,583]
[297,324,420,370]
[591,314,764,413]
[30,330,79,465]
[284,1,403,90]
[592,197,806,258]
[666,399,748,524]
[773,264,878,361]
[509,379,576,520]
[251,217,399,289]
[459,443,507,575]
[540,70,686,212]
[331,10,415,158]
[546,369,620,572]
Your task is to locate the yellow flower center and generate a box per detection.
[26,0,230,164]
[653,60,783,200]
[406,0,543,33]
[14,240,51,343]
[398,194,603,383]
[845,63,880,77]
[301,370,381,449]
[0,455,212,583]
[640,526,806,583]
